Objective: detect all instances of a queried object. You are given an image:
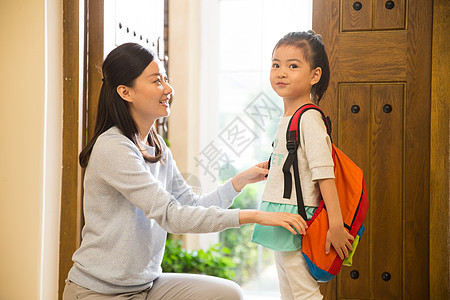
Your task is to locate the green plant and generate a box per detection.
[219,183,273,284]
[162,184,273,285]
[162,238,236,280]
[163,137,171,147]
[220,225,258,284]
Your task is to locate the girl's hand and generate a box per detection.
[231,161,269,192]
[239,210,308,235]
[325,225,354,260]
[318,179,354,260]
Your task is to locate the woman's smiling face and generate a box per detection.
[125,59,173,124]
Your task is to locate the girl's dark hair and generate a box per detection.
[79,43,165,168]
[273,30,330,104]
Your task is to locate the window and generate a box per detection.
[200,0,312,298]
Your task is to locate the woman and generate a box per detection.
[63,42,307,300]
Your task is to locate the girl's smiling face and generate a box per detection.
[122,59,173,125]
[270,45,321,104]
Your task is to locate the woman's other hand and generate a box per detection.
[239,210,307,235]
[231,161,269,192]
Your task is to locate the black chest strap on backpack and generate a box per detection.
[282,131,307,220]
[266,142,274,177]
[281,104,331,221]
[282,107,308,220]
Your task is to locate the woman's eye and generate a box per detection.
[153,78,161,84]
[272,63,279,68]
[289,64,298,69]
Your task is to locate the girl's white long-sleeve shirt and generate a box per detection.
[263,110,335,207]
[68,126,241,294]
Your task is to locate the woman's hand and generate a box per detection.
[239,210,308,235]
[231,161,269,192]
[325,225,354,260]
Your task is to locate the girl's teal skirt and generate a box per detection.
[251,201,317,251]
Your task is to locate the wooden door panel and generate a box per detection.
[336,84,405,299]
[339,32,407,82]
[338,84,371,171]
[342,0,406,31]
[370,84,404,299]
[342,0,372,31]
[337,84,371,299]
[374,0,406,30]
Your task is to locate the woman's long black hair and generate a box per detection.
[79,43,164,168]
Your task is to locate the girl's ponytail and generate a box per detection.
[307,31,330,104]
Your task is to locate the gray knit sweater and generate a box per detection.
[68,127,241,294]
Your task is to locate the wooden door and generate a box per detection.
[101,0,167,141]
[313,0,432,299]
[59,0,167,298]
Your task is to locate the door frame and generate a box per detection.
[430,0,449,299]
[59,0,83,297]
[59,0,103,298]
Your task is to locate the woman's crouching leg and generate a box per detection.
[146,273,243,300]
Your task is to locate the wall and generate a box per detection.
[168,0,220,250]
[0,0,63,299]
[168,0,201,177]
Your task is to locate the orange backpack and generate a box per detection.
[282,103,369,282]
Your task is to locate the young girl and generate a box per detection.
[252,31,354,299]
[63,43,308,300]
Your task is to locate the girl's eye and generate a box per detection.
[153,78,162,84]
[289,64,298,69]
[272,63,279,68]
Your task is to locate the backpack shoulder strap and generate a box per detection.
[288,104,331,138]
[282,103,332,220]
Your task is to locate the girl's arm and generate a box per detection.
[319,178,354,260]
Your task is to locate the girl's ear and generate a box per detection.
[311,67,322,86]
[117,85,134,103]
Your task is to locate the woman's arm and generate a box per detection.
[231,161,269,192]
[93,135,301,235]
[319,178,354,259]
[239,210,307,235]
[171,159,268,209]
